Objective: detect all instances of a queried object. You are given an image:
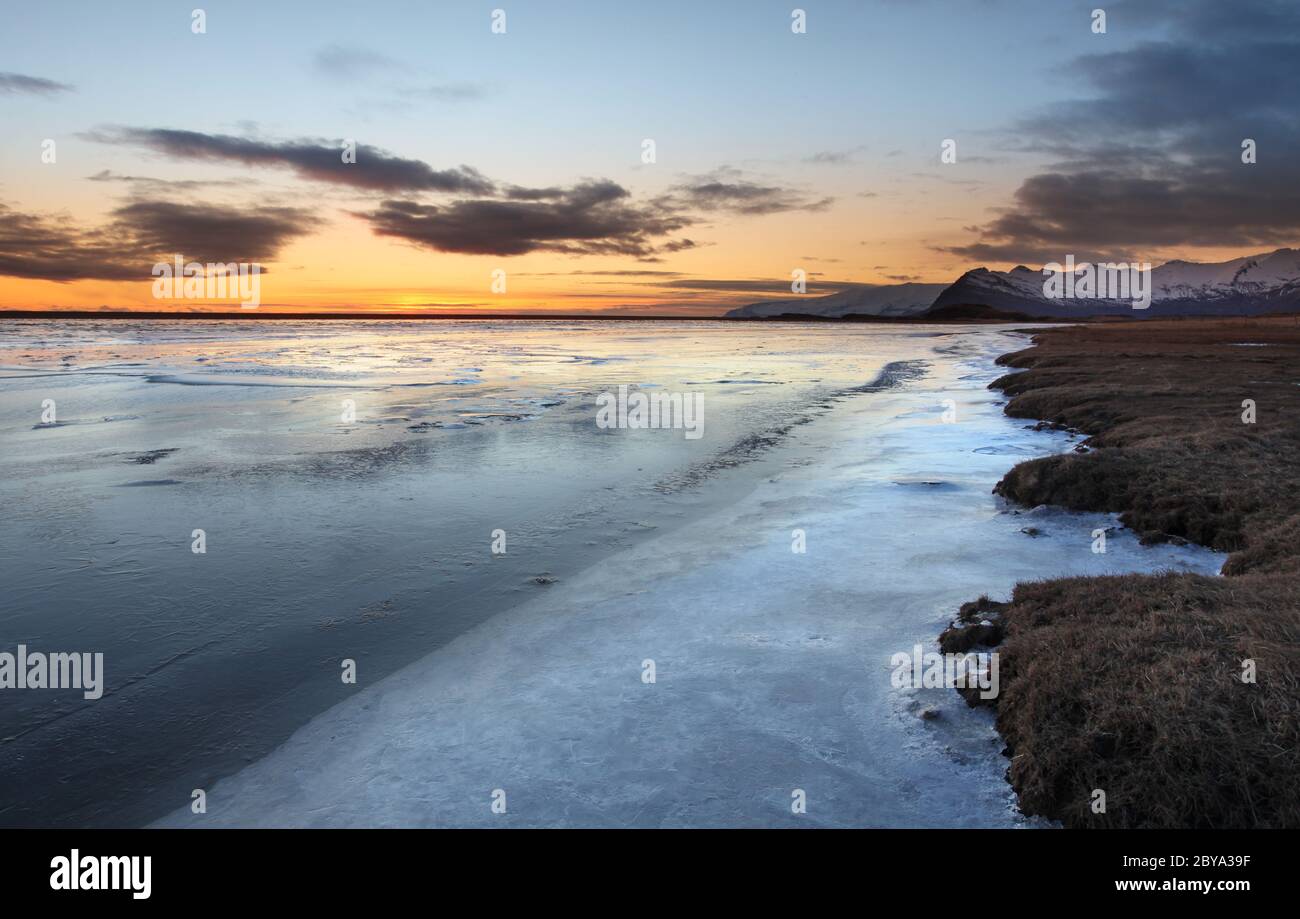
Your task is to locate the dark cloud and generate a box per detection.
[502,185,568,201]
[0,72,73,95]
[361,180,693,258]
[950,0,1300,263]
[0,201,317,282]
[79,131,827,265]
[87,169,244,192]
[945,164,1300,263]
[0,206,136,281]
[85,127,496,194]
[1112,0,1300,42]
[668,170,833,215]
[112,201,318,265]
[672,180,832,215]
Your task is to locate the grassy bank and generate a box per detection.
[949,316,1300,828]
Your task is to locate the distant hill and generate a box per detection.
[725,249,1300,320]
[724,282,947,319]
[931,249,1300,318]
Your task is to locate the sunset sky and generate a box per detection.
[2,0,1297,314]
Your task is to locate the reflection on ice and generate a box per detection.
[34,321,1204,830]
[0,319,1224,827]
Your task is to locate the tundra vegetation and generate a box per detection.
[945,316,1300,828]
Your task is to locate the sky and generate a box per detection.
[1,0,1298,314]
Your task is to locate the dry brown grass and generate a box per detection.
[991,316,1300,563]
[956,316,1300,828]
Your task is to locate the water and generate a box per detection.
[0,319,1222,827]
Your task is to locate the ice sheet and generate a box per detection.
[149,327,1222,828]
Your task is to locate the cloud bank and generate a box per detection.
[0,72,73,95]
[0,202,317,282]
[947,0,1300,263]
[87,127,495,194]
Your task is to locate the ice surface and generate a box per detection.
[136,327,1223,828]
[3,318,1007,825]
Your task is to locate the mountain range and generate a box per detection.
[724,249,1300,320]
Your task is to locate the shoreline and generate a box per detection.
[0,309,1058,323]
[148,326,1223,828]
[944,316,1300,828]
[6,309,1296,324]
[0,319,1249,827]
[11,321,1057,828]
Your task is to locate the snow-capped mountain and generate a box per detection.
[724,282,948,318]
[930,249,1300,318]
[1153,248,1300,302]
[725,249,1300,319]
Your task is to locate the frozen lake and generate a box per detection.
[0,319,1222,827]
